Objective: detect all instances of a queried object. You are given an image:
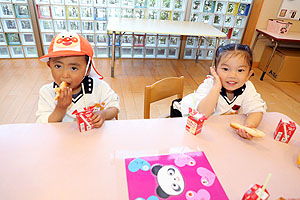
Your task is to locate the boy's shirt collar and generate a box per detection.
[53,76,94,104]
[220,84,246,105]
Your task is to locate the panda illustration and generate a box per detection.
[151,164,185,199]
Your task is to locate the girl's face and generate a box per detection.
[216,53,253,93]
[48,55,90,95]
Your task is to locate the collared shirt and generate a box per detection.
[36,76,120,123]
[181,75,266,116]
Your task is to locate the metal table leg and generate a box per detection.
[251,32,261,51]
[260,41,278,81]
[111,31,116,78]
[211,37,220,67]
[195,36,203,63]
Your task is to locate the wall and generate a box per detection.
[250,0,300,62]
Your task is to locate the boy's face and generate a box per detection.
[216,54,253,93]
[48,55,89,94]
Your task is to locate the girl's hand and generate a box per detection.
[210,67,222,90]
[237,128,253,139]
[56,87,72,109]
[91,111,105,128]
[237,123,255,139]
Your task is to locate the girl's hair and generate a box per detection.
[214,44,253,69]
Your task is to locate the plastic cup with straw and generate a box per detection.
[257,173,272,200]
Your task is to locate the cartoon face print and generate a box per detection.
[186,189,211,200]
[55,32,80,48]
[128,158,151,173]
[174,154,196,167]
[197,167,216,187]
[151,164,185,199]
[135,196,159,200]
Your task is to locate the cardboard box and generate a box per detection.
[267,19,292,35]
[242,184,270,200]
[259,46,300,82]
[273,119,296,143]
[185,108,207,135]
[72,106,95,132]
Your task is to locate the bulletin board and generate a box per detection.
[277,0,300,20]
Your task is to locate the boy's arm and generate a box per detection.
[48,87,72,123]
[197,67,222,117]
[48,106,68,122]
[91,107,119,128]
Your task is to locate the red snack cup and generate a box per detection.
[273,119,296,143]
[185,107,207,135]
[72,106,95,132]
[242,184,270,200]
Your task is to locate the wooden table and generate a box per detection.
[107,18,226,77]
[252,28,300,80]
[0,112,299,199]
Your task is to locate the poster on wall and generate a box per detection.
[277,0,300,20]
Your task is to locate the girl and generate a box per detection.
[181,44,266,139]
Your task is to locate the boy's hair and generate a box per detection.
[40,31,102,78]
[214,44,253,69]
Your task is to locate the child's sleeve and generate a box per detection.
[36,85,55,123]
[98,80,120,112]
[242,82,267,114]
[181,76,214,116]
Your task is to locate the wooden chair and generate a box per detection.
[144,76,184,119]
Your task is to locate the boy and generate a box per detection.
[36,32,120,128]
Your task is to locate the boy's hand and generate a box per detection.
[56,87,72,109]
[91,111,105,128]
[210,67,222,90]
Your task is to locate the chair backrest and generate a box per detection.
[144,76,184,119]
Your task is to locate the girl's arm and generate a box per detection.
[244,112,263,128]
[237,112,263,139]
[197,67,222,117]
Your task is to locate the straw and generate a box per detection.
[81,83,87,109]
[79,113,91,127]
[283,123,288,141]
[257,173,272,200]
[193,90,196,108]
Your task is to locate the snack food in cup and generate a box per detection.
[54,81,69,100]
[242,184,270,200]
[72,106,95,132]
[185,107,207,135]
[230,122,265,138]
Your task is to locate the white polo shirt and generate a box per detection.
[36,76,120,123]
[181,75,266,116]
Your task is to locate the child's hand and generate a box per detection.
[237,123,255,139]
[210,67,222,90]
[56,87,72,109]
[91,111,105,128]
[237,128,253,139]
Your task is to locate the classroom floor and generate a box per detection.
[0,58,299,125]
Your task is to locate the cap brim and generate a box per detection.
[40,50,87,62]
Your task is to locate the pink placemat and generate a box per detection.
[125,152,228,200]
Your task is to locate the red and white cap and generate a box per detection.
[40,32,103,79]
